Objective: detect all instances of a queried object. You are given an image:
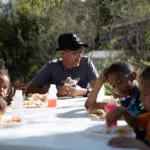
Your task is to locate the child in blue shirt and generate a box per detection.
[85,61,147,140]
[107,66,150,149]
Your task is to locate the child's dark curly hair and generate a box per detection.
[103,61,134,79]
[139,66,150,82]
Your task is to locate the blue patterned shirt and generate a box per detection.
[117,87,147,116]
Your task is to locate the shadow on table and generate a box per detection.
[56,108,89,119]
[0,130,110,150]
[0,123,135,150]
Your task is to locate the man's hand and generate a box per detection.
[56,85,71,96]
[0,98,7,113]
[106,106,125,126]
[68,85,87,97]
[57,84,87,97]
[108,137,149,150]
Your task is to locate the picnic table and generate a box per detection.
[0,97,137,150]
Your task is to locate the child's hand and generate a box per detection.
[106,106,125,126]
[0,98,7,113]
[108,137,149,150]
[84,98,97,109]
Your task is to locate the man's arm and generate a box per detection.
[26,83,48,94]
[25,62,53,94]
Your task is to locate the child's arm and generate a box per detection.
[84,73,106,109]
[106,106,137,127]
[122,108,138,127]
[108,137,150,150]
[89,102,108,110]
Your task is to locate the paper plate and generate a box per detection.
[24,105,40,108]
[0,121,23,128]
[83,125,135,138]
[57,96,84,100]
[57,96,71,100]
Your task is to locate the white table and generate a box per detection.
[0,97,137,150]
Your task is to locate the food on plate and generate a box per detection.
[24,99,43,107]
[114,127,133,136]
[88,108,105,116]
[3,120,12,124]
[31,93,48,101]
[12,116,21,122]
[27,93,48,102]
[0,117,21,125]
[24,93,48,107]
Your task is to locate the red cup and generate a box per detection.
[48,98,57,107]
[105,103,118,126]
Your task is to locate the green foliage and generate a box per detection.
[104,83,112,96]
[0,0,150,84]
[142,26,150,51]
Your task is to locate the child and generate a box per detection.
[85,61,147,140]
[0,69,11,113]
[107,66,150,149]
[85,61,146,114]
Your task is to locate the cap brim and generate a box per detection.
[79,43,88,48]
[56,48,61,51]
[56,43,88,51]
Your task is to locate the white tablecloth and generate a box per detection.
[0,97,137,150]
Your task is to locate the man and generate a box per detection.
[26,33,98,97]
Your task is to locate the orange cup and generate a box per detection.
[48,98,57,107]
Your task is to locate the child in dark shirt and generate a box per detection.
[107,66,150,149]
[85,61,147,140]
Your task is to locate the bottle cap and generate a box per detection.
[48,84,57,98]
[13,89,23,107]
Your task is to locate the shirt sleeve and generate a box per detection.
[87,58,99,82]
[32,62,51,88]
[137,113,150,129]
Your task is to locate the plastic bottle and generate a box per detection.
[12,89,24,121]
[47,84,57,107]
[105,100,118,126]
